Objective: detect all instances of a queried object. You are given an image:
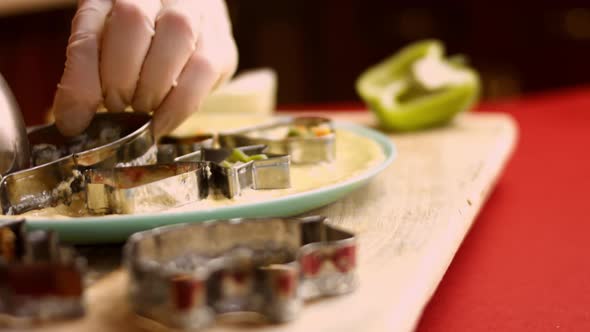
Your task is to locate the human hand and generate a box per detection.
[52,0,238,138]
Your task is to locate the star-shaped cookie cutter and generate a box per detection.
[124,215,356,330]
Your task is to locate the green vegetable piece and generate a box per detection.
[227,148,250,163]
[287,127,304,137]
[224,148,268,165]
[355,39,481,131]
[247,154,268,161]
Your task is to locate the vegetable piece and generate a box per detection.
[221,149,269,168]
[355,39,481,131]
[247,154,268,161]
[226,148,250,163]
[287,125,310,138]
[220,160,233,168]
[311,125,332,137]
[287,127,302,137]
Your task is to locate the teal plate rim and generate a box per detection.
[25,121,397,244]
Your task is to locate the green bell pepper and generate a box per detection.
[222,148,268,168]
[355,39,481,131]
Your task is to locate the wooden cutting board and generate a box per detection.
[31,111,517,332]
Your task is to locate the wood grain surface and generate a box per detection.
[29,112,517,332]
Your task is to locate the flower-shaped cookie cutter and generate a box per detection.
[0,113,155,215]
[218,117,335,164]
[124,215,356,330]
[0,219,86,326]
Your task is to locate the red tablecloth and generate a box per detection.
[416,86,590,332]
[284,86,590,331]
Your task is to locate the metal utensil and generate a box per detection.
[83,144,290,215]
[157,134,215,163]
[0,113,156,215]
[0,219,86,326]
[85,162,208,215]
[0,73,30,176]
[124,215,356,330]
[218,117,335,164]
[176,145,291,198]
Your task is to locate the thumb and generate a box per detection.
[53,0,112,136]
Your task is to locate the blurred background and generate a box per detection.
[1,1,589,124]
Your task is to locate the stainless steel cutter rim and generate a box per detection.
[0,219,87,325]
[217,116,335,164]
[1,113,155,215]
[26,112,153,168]
[84,162,208,215]
[173,145,289,165]
[159,134,215,146]
[76,119,153,161]
[124,215,354,277]
[219,116,334,141]
[156,134,215,164]
[2,154,73,179]
[123,215,356,330]
[85,162,205,188]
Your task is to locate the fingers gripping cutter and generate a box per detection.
[0,112,334,216]
[0,113,156,215]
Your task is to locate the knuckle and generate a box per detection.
[157,8,196,42]
[66,33,97,58]
[226,39,239,75]
[112,0,147,23]
[192,52,218,78]
[68,32,94,48]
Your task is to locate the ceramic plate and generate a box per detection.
[25,122,396,243]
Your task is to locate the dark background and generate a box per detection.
[1,1,589,125]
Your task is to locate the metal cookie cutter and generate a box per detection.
[218,116,335,164]
[0,73,29,176]
[85,145,289,215]
[85,162,208,215]
[0,219,86,326]
[124,215,356,330]
[157,134,215,164]
[0,113,155,215]
[176,145,291,199]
